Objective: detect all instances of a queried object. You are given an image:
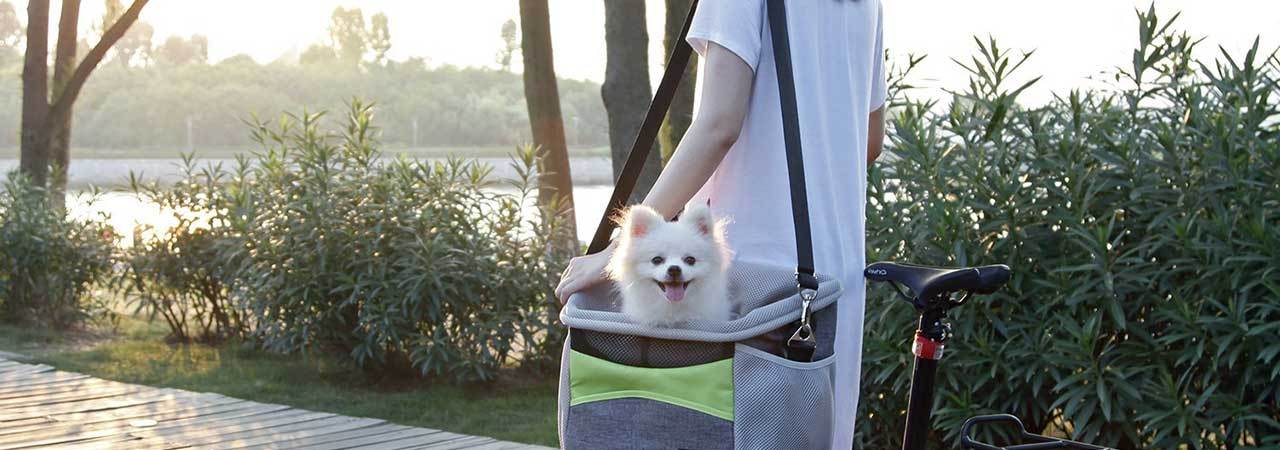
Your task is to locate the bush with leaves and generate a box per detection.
[127,101,571,382]
[0,176,116,328]
[119,156,244,343]
[857,8,1279,450]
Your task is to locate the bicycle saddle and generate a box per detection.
[864,262,1011,301]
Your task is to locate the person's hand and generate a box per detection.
[555,245,614,303]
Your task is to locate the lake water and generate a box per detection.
[68,185,618,247]
[0,157,616,189]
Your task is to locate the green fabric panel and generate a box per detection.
[569,350,735,421]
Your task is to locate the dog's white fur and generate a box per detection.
[608,205,731,326]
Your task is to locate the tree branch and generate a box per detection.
[44,0,148,129]
[52,0,81,92]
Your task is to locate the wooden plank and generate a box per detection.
[0,385,143,409]
[0,387,176,418]
[0,352,32,362]
[0,372,92,390]
[17,403,295,450]
[436,440,512,450]
[0,382,138,407]
[195,417,390,449]
[0,389,182,423]
[460,443,544,450]
[0,425,139,449]
[117,408,332,445]
[178,415,385,449]
[0,379,134,405]
[407,435,496,450]
[0,377,110,398]
[0,396,250,443]
[0,369,60,387]
[0,365,54,380]
[442,439,553,450]
[484,443,553,450]
[0,378,122,402]
[240,425,436,450]
[42,393,239,425]
[351,432,480,450]
[70,409,332,450]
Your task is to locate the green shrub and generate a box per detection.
[128,101,571,382]
[0,176,117,328]
[858,8,1279,450]
[119,156,245,343]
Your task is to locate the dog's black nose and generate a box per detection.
[667,265,682,277]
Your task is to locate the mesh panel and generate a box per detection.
[572,329,732,368]
[731,262,804,314]
[733,344,835,449]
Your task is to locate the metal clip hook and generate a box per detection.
[785,288,818,362]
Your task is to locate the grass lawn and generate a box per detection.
[0,318,559,447]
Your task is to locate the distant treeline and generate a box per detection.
[0,59,609,151]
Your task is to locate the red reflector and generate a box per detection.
[913,333,944,360]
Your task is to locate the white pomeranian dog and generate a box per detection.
[608,204,732,326]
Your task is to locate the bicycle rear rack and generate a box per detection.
[960,414,1116,450]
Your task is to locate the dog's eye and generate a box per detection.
[651,256,665,265]
[683,256,696,265]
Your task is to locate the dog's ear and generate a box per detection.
[623,206,664,238]
[678,205,714,236]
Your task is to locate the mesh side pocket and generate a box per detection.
[733,344,835,449]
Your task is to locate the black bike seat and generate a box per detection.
[864,262,1010,300]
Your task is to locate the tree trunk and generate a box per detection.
[518,0,577,247]
[602,0,660,204]
[19,0,50,187]
[659,0,697,163]
[44,0,149,199]
[48,0,80,208]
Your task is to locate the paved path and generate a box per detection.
[0,357,555,450]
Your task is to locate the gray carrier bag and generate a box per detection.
[558,1,841,448]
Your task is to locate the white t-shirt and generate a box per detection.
[686,0,886,448]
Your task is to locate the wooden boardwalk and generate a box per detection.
[0,357,555,450]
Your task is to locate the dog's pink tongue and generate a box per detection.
[663,282,686,302]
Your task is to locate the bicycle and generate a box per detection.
[864,261,1114,450]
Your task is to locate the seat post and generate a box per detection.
[864,261,1010,450]
[901,300,951,450]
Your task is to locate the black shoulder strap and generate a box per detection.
[585,0,817,292]
[765,0,817,290]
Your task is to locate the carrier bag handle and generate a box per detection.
[585,0,820,361]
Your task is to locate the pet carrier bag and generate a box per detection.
[558,1,843,449]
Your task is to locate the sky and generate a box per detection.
[15,1,1280,103]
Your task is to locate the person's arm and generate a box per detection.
[554,42,753,301]
[867,106,884,164]
[641,43,754,218]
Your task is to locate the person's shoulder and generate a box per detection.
[688,0,767,71]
